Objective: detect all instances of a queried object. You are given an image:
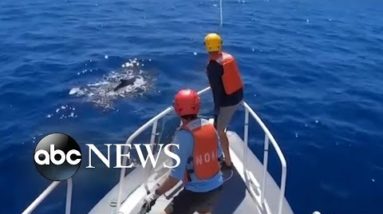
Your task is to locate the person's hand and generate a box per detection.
[142,192,160,213]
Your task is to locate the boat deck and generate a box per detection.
[148,167,262,214]
[213,167,263,214]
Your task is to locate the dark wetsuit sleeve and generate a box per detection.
[206,61,225,115]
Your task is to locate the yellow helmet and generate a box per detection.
[204,33,222,52]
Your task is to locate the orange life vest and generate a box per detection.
[182,119,220,181]
[215,52,244,95]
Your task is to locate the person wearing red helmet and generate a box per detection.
[142,89,223,214]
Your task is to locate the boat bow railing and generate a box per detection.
[242,102,287,214]
[116,86,287,214]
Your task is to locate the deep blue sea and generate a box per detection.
[1,0,383,213]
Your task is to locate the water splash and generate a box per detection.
[46,105,78,120]
[69,59,152,109]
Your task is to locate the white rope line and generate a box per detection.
[219,0,223,26]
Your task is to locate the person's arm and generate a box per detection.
[154,176,179,195]
[212,87,222,115]
[143,131,193,211]
[155,130,191,195]
[207,62,225,115]
[157,130,193,194]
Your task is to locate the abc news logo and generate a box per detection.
[34,133,81,181]
[34,133,181,181]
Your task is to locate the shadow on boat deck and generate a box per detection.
[213,168,258,214]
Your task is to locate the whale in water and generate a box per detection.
[113,77,137,91]
[69,59,152,109]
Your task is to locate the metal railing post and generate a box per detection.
[261,135,270,207]
[65,178,73,214]
[144,120,159,194]
[278,164,287,214]
[116,144,130,210]
[150,120,158,146]
[243,107,249,177]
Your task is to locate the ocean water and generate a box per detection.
[1,0,383,213]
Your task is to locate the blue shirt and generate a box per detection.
[170,118,223,192]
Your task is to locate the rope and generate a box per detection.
[223,168,234,183]
[219,0,223,27]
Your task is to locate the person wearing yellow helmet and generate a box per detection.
[204,33,244,169]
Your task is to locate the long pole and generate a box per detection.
[219,0,223,26]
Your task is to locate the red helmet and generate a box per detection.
[173,89,200,117]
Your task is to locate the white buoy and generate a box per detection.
[313,211,321,214]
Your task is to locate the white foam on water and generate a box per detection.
[47,105,78,120]
[87,81,109,87]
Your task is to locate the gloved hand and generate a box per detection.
[142,192,160,213]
